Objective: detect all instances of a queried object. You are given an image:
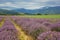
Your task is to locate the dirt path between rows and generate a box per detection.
[10,17,33,40]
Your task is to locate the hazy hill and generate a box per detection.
[13,6,60,14]
[0,6,60,15]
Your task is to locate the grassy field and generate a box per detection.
[15,15,60,18]
[0,15,60,18]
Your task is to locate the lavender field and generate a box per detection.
[0,16,60,40]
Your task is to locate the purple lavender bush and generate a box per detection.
[0,18,19,40]
[37,31,60,40]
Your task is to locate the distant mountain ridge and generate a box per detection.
[0,6,60,15]
[0,9,19,15]
[13,6,60,14]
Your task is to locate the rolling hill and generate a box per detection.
[13,6,60,14]
[0,9,19,15]
[0,6,60,15]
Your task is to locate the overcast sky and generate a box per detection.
[0,0,60,9]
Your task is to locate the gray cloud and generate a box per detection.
[0,0,60,9]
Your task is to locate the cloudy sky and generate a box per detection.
[0,0,60,9]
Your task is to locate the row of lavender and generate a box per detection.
[0,16,4,22]
[0,18,19,40]
[12,16,60,40]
